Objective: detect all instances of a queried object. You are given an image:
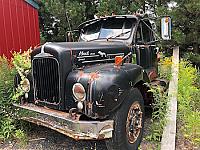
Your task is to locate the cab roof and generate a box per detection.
[78,15,141,29]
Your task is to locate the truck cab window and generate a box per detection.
[80,18,136,41]
[99,19,124,38]
[141,21,151,43]
[141,20,155,43]
[80,21,101,41]
[136,25,142,43]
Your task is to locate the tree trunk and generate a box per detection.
[158,0,161,7]
[63,0,67,33]
[143,1,146,12]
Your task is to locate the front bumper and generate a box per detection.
[13,103,113,140]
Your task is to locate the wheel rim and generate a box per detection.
[126,101,143,144]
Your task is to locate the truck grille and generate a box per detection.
[32,57,60,104]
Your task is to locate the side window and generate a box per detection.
[141,21,151,43]
[80,21,101,41]
[135,21,155,44]
[136,24,142,43]
[148,22,155,41]
[142,21,156,42]
[150,29,156,41]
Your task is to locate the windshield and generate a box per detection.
[80,18,136,41]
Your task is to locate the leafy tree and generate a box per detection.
[156,0,200,53]
[82,0,97,20]
[39,0,86,42]
[97,0,147,16]
[38,0,200,53]
[38,1,56,42]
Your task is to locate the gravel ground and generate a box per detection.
[175,121,200,150]
[0,125,107,150]
[0,108,158,150]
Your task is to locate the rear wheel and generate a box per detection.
[106,88,144,150]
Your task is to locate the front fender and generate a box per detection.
[66,63,147,119]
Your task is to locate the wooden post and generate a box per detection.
[161,46,179,150]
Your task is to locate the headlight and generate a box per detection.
[20,78,30,92]
[72,83,86,101]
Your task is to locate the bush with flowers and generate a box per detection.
[0,49,32,142]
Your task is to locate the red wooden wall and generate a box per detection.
[0,0,40,58]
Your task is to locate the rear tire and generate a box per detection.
[106,88,144,150]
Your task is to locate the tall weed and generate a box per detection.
[0,56,16,139]
[158,56,172,80]
[12,49,32,101]
[0,49,31,141]
[146,56,171,141]
[146,86,169,142]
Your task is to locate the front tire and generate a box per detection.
[106,88,144,150]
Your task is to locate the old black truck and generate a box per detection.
[14,14,159,150]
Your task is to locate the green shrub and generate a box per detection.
[146,56,171,142]
[146,86,168,142]
[158,56,172,80]
[178,60,200,146]
[15,129,27,146]
[12,50,31,101]
[183,52,200,67]
[0,49,31,141]
[0,56,16,140]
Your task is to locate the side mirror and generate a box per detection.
[161,16,172,40]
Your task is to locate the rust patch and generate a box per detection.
[87,102,93,109]
[14,103,114,140]
[98,134,105,139]
[78,71,85,77]
[77,71,86,82]
[69,108,79,120]
[114,65,121,70]
[89,72,100,81]
[148,69,158,81]
[77,71,100,83]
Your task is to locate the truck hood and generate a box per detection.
[32,41,130,67]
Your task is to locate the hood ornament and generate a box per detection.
[41,42,51,53]
[98,51,107,57]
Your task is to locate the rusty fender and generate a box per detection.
[13,103,113,140]
[66,63,144,119]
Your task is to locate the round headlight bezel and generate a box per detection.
[72,83,86,102]
[20,78,30,93]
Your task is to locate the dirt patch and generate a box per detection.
[176,121,200,150]
[0,125,107,150]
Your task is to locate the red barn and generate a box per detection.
[0,0,40,58]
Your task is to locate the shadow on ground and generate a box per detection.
[0,107,154,150]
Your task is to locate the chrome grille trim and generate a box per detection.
[32,57,60,104]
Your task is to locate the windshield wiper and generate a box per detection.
[106,30,131,41]
[84,30,131,42]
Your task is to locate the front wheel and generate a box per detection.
[106,88,144,150]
